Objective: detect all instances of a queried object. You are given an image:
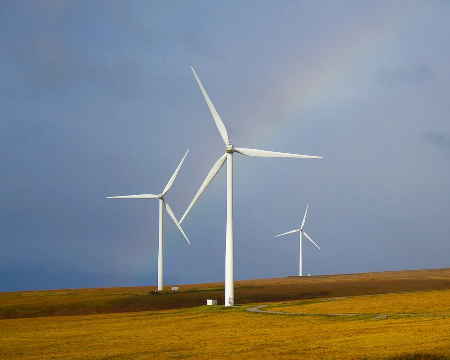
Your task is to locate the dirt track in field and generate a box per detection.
[1,268,450,319]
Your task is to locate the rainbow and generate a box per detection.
[123,1,433,281]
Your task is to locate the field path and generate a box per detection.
[246,304,360,316]
[246,291,450,318]
[247,304,450,317]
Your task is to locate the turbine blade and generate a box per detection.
[301,204,309,230]
[191,67,230,145]
[164,201,191,244]
[107,194,159,199]
[275,229,301,237]
[162,149,189,195]
[304,232,320,249]
[235,148,322,159]
[180,153,227,223]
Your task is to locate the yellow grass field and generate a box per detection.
[1,300,450,359]
[269,289,450,315]
[1,269,450,359]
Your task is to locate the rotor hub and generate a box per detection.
[226,144,234,153]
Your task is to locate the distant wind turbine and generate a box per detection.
[181,67,321,306]
[275,204,320,276]
[108,150,190,291]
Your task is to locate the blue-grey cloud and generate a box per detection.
[377,64,433,87]
[423,131,450,150]
[4,30,145,99]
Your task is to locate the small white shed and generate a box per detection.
[207,299,217,305]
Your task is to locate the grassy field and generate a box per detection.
[1,268,450,359]
[2,267,450,319]
[1,298,449,359]
[268,289,450,315]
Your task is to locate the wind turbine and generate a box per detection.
[275,204,320,276]
[107,149,190,291]
[180,67,322,306]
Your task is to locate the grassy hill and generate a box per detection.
[2,267,450,319]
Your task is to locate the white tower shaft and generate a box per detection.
[225,152,234,306]
[299,231,303,277]
[158,198,164,291]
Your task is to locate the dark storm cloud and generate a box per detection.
[1,0,152,102]
[4,28,145,99]
[377,64,433,87]
[1,0,450,292]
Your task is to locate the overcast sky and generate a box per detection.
[1,0,450,291]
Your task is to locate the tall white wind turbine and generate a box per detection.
[180,67,322,306]
[108,150,190,291]
[275,204,320,277]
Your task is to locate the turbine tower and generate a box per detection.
[108,150,190,291]
[275,204,320,276]
[181,67,321,306]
